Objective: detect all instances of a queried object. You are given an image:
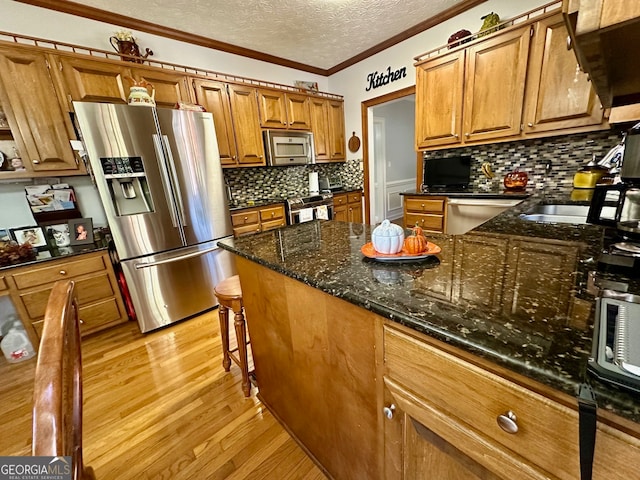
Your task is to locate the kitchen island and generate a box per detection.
[218,193,640,479]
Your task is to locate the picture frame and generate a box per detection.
[46,223,71,247]
[0,229,9,242]
[68,218,94,245]
[9,225,48,248]
[294,80,319,92]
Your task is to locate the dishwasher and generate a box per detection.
[446,198,523,234]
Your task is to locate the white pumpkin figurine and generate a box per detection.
[371,219,405,254]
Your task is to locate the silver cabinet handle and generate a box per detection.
[497,411,518,434]
[527,122,534,127]
[134,246,218,269]
[383,404,396,420]
[59,270,67,275]
[33,159,40,164]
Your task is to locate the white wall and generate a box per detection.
[327,0,552,161]
[372,99,415,182]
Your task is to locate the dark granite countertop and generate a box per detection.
[0,243,110,271]
[229,198,286,212]
[219,190,640,425]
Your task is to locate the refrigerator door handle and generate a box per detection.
[152,134,180,228]
[134,246,219,269]
[161,135,187,227]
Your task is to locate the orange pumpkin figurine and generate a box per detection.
[403,224,428,254]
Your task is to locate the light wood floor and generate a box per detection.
[0,310,327,479]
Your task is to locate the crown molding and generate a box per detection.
[16,0,487,77]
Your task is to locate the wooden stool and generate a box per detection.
[214,275,252,397]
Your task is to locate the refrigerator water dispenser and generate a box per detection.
[101,157,154,216]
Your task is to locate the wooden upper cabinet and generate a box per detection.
[310,96,330,161]
[285,92,312,130]
[228,84,265,166]
[191,78,237,165]
[415,50,464,149]
[327,100,346,161]
[523,14,604,133]
[130,68,192,108]
[57,56,130,105]
[463,25,532,143]
[257,88,311,130]
[0,46,81,174]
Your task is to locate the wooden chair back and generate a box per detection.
[32,280,95,480]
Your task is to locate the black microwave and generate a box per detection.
[423,156,472,190]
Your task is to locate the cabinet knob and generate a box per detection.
[32,159,40,164]
[271,212,275,217]
[244,216,248,221]
[59,270,67,275]
[454,134,459,139]
[421,203,425,207]
[383,404,396,420]
[79,319,84,325]
[465,133,470,138]
[527,122,533,127]
[497,410,518,434]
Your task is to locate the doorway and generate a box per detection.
[362,86,419,225]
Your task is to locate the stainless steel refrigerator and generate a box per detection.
[74,102,235,333]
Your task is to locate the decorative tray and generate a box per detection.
[360,242,441,262]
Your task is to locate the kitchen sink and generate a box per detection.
[520,204,617,224]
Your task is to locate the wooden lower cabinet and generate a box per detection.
[333,191,363,223]
[5,250,128,347]
[403,195,446,232]
[382,323,640,480]
[231,203,285,236]
[234,256,640,480]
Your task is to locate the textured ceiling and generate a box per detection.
[76,0,467,71]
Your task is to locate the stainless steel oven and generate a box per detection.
[286,193,334,224]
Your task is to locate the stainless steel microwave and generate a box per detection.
[263,130,315,166]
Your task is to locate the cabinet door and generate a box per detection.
[285,92,312,130]
[328,100,346,160]
[502,238,579,322]
[0,47,80,173]
[57,56,130,104]
[383,382,500,480]
[131,68,192,108]
[415,50,464,148]
[228,84,266,166]
[452,233,508,311]
[257,88,287,128]
[310,97,330,161]
[523,14,604,134]
[333,204,348,222]
[463,26,531,143]
[192,78,238,165]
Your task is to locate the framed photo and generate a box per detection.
[0,229,9,242]
[294,80,319,92]
[10,226,47,248]
[68,218,94,245]
[46,223,71,247]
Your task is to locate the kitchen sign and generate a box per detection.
[365,66,407,91]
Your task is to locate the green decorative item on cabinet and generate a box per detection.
[478,12,501,37]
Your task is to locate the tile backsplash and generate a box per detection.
[223,158,364,203]
[423,129,624,193]
[223,128,624,204]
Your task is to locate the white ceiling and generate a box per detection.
[78,0,468,71]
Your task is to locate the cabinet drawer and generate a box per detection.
[405,198,445,214]
[12,255,107,290]
[261,219,286,231]
[405,213,443,231]
[19,273,115,320]
[233,224,262,237]
[260,205,284,221]
[347,192,362,204]
[333,194,347,206]
[231,210,260,227]
[383,325,579,480]
[32,296,124,338]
